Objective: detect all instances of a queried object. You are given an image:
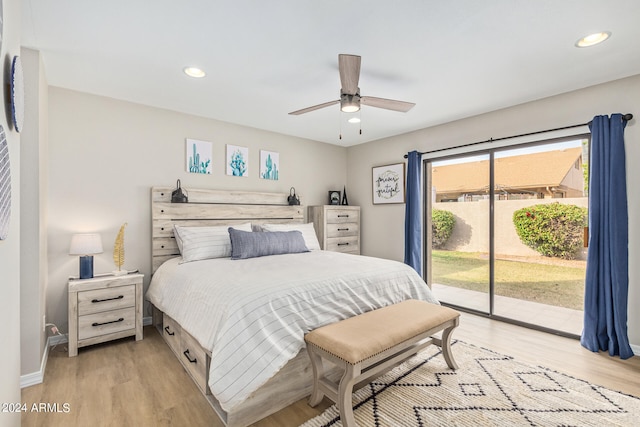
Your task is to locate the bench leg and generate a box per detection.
[338,362,361,427]
[307,345,325,407]
[441,320,459,370]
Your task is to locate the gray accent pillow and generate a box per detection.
[228,227,309,259]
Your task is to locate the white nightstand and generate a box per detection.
[68,273,144,357]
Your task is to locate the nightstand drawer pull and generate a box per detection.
[183,349,197,364]
[91,295,124,304]
[337,228,349,231]
[337,214,350,218]
[164,326,175,336]
[92,317,124,327]
[337,242,350,246]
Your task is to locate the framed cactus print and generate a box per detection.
[260,150,279,180]
[226,145,249,177]
[186,138,212,174]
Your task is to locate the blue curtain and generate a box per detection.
[581,114,633,359]
[404,150,423,273]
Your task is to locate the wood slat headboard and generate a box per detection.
[151,187,304,273]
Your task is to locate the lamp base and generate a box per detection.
[79,255,94,279]
[112,269,128,276]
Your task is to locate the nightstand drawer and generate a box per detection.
[163,313,182,356]
[78,285,135,316]
[326,222,359,238]
[78,307,136,340]
[326,209,360,224]
[326,236,359,253]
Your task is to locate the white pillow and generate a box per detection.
[261,222,321,251]
[174,223,252,262]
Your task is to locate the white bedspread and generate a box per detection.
[146,250,439,411]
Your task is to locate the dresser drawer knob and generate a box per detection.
[337,228,349,231]
[337,214,349,218]
[183,349,197,364]
[91,295,124,303]
[92,318,124,327]
[164,326,175,336]
[337,242,350,246]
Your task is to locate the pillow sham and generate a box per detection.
[260,222,321,251]
[174,223,252,262]
[228,227,309,260]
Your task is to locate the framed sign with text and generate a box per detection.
[372,163,405,204]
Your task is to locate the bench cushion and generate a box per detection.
[305,300,459,365]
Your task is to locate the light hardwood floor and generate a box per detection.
[22,313,640,426]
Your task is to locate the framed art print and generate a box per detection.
[260,150,279,180]
[226,145,248,177]
[186,138,212,174]
[372,163,405,204]
[0,125,11,240]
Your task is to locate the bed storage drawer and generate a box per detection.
[180,330,210,395]
[78,307,136,340]
[162,314,182,355]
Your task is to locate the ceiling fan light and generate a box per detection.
[341,104,360,113]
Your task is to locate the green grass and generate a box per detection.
[432,250,585,310]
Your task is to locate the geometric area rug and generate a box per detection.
[300,340,640,426]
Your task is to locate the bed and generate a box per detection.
[146,187,439,426]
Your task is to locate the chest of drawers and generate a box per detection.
[309,205,360,255]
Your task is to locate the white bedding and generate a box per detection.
[146,250,439,411]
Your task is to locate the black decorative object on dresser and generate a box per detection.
[328,190,341,205]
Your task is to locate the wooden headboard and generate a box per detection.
[151,187,304,273]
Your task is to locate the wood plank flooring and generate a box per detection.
[22,313,640,426]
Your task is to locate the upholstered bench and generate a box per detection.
[304,299,460,427]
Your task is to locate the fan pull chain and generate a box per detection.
[339,110,343,140]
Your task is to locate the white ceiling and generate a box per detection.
[21,0,640,146]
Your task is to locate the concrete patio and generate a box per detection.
[432,283,583,336]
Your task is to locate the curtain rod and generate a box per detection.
[403,113,633,158]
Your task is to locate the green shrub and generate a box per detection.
[432,209,455,248]
[513,203,587,259]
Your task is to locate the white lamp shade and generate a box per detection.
[69,233,104,255]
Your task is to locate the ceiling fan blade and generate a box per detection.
[288,100,339,115]
[361,96,415,112]
[338,54,361,95]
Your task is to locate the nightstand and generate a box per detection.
[309,205,361,254]
[68,273,144,357]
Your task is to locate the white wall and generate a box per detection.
[347,74,640,349]
[0,0,23,425]
[20,47,48,377]
[46,87,347,332]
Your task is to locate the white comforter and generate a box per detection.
[146,250,439,411]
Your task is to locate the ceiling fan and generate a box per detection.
[288,54,415,116]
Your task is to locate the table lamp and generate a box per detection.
[69,233,103,279]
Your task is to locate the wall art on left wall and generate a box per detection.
[186,138,212,174]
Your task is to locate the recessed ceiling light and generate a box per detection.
[183,66,206,78]
[575,31,611,48]
[348,117,361,124]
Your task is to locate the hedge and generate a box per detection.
[432,209,455,248]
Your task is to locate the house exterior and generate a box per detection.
[432,147,585,202]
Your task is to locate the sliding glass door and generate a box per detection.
[427,137,588,336]
[427,153,491,314]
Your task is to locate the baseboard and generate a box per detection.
[631,343,640,357]
[20,337,51,388]
[20,316,154,388]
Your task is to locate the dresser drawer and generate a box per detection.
[326,222,359,238]
[326,236,359,253]
[326,209,360,224]
[163,314,182,356]
[180,331,210,395]
[78,307,136,340]
[78,285,135,316]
